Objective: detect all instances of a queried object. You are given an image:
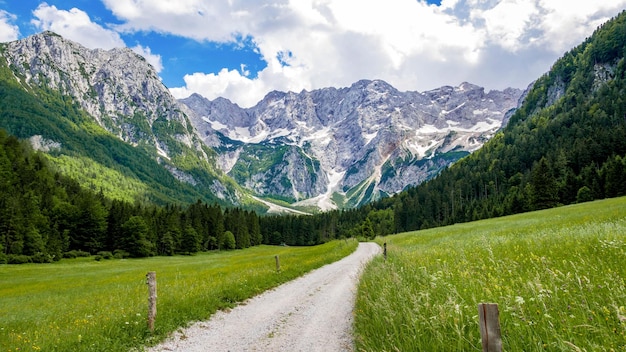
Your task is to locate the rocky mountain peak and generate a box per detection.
[2,31,243,204]
[4,31,194,151]
[182,80,523,210]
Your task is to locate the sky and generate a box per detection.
[1,1,625,108]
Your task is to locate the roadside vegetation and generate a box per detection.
[354,196,626,351]
[0,239,357,352]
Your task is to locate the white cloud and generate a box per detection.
[31,3,125,50]
[0,10,20,42]
[535,0,623,53]
[170,69,264,107]
[131,45,163,73]
[103,0,246,41]
[105,0,626,107]
[473,0,540,51]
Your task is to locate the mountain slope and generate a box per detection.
[0,32,251,207]
[182,80,522,210]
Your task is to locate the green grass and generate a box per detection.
[355,197,626,351]
[0,239,357,352]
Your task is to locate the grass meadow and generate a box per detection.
[0,239,357,352]
[355,197,626,351]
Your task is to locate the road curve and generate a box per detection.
[147,242,381,352]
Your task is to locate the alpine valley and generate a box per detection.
[0,31,522,212]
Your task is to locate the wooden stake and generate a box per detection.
[275,255,281,272]
[146,271,157,332]
[478,303,502,352]
[383,242,387,262]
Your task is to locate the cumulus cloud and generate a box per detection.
[472,0,540,52]
[106,0,626,107]
[0,10,20,42]
[131,45,164,73]
[31,3,125,50]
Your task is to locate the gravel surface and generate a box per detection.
[147,242,381,352]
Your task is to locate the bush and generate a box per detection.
[96,251,113,259]
[7,255,32,264]
[223,231,236,250]
[31,252,53,263]
[577,186,594,203]
[113,249,130,259]
[63,250,91,259]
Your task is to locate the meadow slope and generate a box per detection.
[355,197,626,351]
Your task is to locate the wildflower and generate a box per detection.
[515,296,525,305]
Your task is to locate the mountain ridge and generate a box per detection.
[182,79,522,209]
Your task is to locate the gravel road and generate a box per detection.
[147,242,380,352]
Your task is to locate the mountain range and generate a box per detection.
[0,31,519,212]
[0,10,624,259]
[182,80,522,210]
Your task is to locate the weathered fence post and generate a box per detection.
[275,255,281,272]
[383,242,387,262]
[146,271,157,332]
[478,303,502,352]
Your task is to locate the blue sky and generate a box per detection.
[1,0,625,107]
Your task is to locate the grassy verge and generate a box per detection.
[355,197,626,351]
[0,239,357,351]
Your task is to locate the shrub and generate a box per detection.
[223,231,236,250]
[113,249,130,259]
[7,255,32,264]
[577,186,594,203]
[31,252,53,263]
[96,251,113,259]
[63,250,91,259]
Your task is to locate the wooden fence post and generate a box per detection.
[275,255,281,272]
[478,303,502,352]
[383,242,387,262]
[146,271,157,332]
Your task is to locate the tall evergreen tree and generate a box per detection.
[120,216,154,257]
[530,157,559,210]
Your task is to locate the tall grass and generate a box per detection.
[0,239,357,352]
[355,197,626,351]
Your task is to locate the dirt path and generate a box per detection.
[147,242,380,352]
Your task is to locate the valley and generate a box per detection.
[0,7,626,352]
